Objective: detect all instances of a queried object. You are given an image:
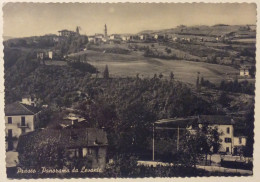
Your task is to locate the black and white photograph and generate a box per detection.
[2,2,258,179]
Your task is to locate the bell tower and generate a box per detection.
[104,24,107,37]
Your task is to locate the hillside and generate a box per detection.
[139,24,255,37]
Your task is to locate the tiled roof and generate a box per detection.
[17,127,108,153]
[5,102,40,116]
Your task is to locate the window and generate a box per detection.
[226,147,230,153]
[8,117,12,124]
[226,127,230,134]
[239,137,242,144]
[225,138,232,143]
[21,117,25,126]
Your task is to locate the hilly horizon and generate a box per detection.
[138,24,256,36]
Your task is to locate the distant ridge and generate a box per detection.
[138,24,254,37]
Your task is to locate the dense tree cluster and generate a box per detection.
[55,35,88,55]
[200,77,255,95]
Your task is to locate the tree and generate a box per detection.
[170,72,174,81]
[178,126,222,168]
[218,91,230,107]
[244,108,254,157]
[103,65,110,79]
[103,154,139,177]
[159,73,163,79]
[196,72,200,92]
[165,48,172,54]
[200,77,204,86]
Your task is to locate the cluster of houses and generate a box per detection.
[36,46,64,61]
[5,95,249,170]
[5,96,108,171]
[81,24,254,45]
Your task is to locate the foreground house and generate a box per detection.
[17,125,108,171]
[155,115,247,156]
[5,101,41,151]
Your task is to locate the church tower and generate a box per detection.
[104,24,107,37]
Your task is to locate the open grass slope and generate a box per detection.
[71,49,238,85]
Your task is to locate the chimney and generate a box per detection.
[72,119,78,125]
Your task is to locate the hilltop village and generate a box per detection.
[4,24,255,177]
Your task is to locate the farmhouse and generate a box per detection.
[5,100,41,151]
[109,34,121,40]
[172,37,180,42]
[155,115,247,156]
[17,126,108,171]
[58,29,76,37]
[36,52,44,60]
[121,35,131,41]
[129,35,139,41]
[88,34,107,44]
[240,66,251,77]
[139,34,152,40]
[154,34,164,40]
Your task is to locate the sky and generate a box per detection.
[3,3,257,38]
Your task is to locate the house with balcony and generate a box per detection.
[5,102,40,151]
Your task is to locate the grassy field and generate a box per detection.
[70,49,239,85]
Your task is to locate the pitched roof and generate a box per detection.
[17,127,108,153]
[155,115,235,127]
[155,116,197,128]
[198,115,235,125]
[5,102,40,116]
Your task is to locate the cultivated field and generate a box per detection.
[71,49,239,85]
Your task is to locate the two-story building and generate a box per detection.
[58,29,76,37]
[5,102,40,151]
[155,115,247,156]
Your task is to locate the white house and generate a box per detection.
[109,34,121,40]
[121,35,131,41]
[48,51,53,59]
[155,115,247,156]
[197,115,247,155]
[139,34,152,40]
[154,34,164,40]
[5,102,40,151]
[21,96,37,107]
[240,66,250,77]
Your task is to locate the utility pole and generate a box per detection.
[177,125,179,151]
[152,123,155,161]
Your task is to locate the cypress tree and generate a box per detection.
[103,65,109,79]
